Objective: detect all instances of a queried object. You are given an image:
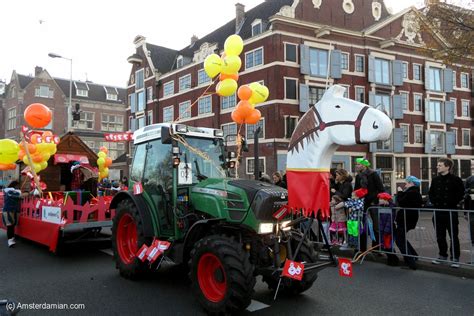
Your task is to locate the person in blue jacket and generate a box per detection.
[2,180,22,248]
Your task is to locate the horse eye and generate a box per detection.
[335,105,341,108]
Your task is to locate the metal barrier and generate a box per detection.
[353,206,474,268]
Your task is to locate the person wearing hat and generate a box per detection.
[354,157,385,251]
[395,176,423,270]
[335,188,368,249]
[377,192,400,266]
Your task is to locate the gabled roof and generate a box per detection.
[17,74,34,89]
[147,44,179,74]
[55,78,127,104]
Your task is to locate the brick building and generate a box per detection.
[1,67,127,180]
[126,0,473,194]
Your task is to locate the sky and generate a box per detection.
[0,0,466,88]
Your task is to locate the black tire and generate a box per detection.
[189,235,256,314]
[111,200,149,279]
[263,234,318,295]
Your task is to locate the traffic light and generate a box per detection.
[72,103,81,121]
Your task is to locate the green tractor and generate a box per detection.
[110,123,333,314]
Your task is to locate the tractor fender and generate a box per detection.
[181,218,224,262]
[110,191,155,238]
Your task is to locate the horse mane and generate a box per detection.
[288,107,321,153]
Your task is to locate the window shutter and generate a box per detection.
[424,130,431,153]
[369,92,376,107]
[446,131,456,154]
[330,50,342,79]
[424,65,430,90]
[369,142,377,153]
[444,100,455,124]
[368,56,375,83]
[443,68,453,93]
[424,98,430,122]
[392,95,403,119]
[393,128,404,153]
[299,84,309,113]
[392,60,403,86]
[300,44,310,75]
[131,119,136,132]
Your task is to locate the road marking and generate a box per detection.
[246,300,270,312]
[100,249,114,256]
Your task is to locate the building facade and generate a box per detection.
[126,0,473,194]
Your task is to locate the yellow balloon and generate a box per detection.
[36,143,49,154]
[248,82,269,105]
[204,54,223,78]
[221,55,241,75]
[33,163,42,173]
[102,168,109,177]
[0,139,20,164]
[98,151,106,158]
[216,79,238,97]
[23,155,30,165]
[40,161,48,170]
[42,152,51,161]
[97,157,105,167]
[49,145,57,155]
[224,35,244,56]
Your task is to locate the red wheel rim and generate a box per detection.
[197,253,227,302]
[116,213,138,264]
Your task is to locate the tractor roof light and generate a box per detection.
[214,129,224,137]
[175,124,188,133]
[172,146,180,154]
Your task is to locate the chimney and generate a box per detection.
[35,66,43,76]
[424,0,440,6]
[235,3,245,33]
[191,34,199,46]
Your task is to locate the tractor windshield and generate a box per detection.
[178,136,227,183]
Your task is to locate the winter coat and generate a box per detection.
[334,175,353,201]
[428,173,464,210]
[396,186,422,230]
[464,175,474,211]
[355,169,384,209]
[331,205,347,223]
[2,188,21,213]
[378,201,395,235]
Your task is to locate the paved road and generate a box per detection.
[0,231,473,315]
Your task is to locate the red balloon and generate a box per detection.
[245,109,262,125]
[24,103,52,128]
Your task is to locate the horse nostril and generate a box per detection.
[373,121,379,129]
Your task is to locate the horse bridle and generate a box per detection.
[289,105,371,151]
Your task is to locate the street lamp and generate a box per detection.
[48,52,72,131]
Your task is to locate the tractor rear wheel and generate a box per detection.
[111,200,149,279]
[189,235,256,314]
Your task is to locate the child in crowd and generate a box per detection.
[377,192,399,266]
[335,188,367,248]
[2,181,22,248]
[329,195,347,245]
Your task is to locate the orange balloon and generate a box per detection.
[237,85,252,101]
[105,157,113,167]
[220,73,239,81]
[231,109,245,124]
[42,131,53,137]
[18,149,26,160]
[235,100,253,119]
[245,109,262,125]
[32,153,43,163]
[30,134,42,144]
[24,103,52,128]
[99,146,108,154]
[0,163,16,171]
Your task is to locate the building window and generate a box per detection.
[430,131,445,153]
[245,47,263,69]
[77,89,88,97]
[413,64,422,80]
[73,111,94,130]
[395,157,406,180]
[374,93,391,117]
[147,87,153,102]
[35,85,53,98]
[376,156,393,170]
[452,71,457,88]
[462,129,470,146]
[285,116,298,138]
[451,128,458,146]
[221,94,236,110]
[135,69,144,90]
[402,62,408,79]
[179,101,191,119]
[198,69,211,85]
[401,124,409,143]
[341,53,349,70]
[428,67,442,91]
[129,93,136,111]
[285,78,297,99]
[198,95,212,115]
[460,72,469,88]
[414,125,423,144]
[102,114,124,132]
[309,86,325,105]
[163,106,173,122]
[179,74,191,91]
[462,100,470,117]
[309,48,328,77]
[163,81,174,97]
[7,107,16,130]
[401,92,409,111]
[374,58,390,85]
[355,86,365,103]
[221,123,237,142]
[246,158,265,175]
[246,119,264,139]
[285,43,297,62]
[342,85,349,98]
[137,91,145,112]
[251,21,262,36]
[355,55,364,72]
[105,87,118,101]
[376,139,391,151]
[136,116,145,130]
[450,98,457,117]
[176,56,184,69]
[147,111,153,125]
[428,100,442,122]
[414,94,423,112]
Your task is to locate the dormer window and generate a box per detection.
[35,85,54,98]
[251,19,263,36]
[75,81,89,97]
[177,55,184,69]
[105,86,118,101]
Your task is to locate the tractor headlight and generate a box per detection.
[258,223,274,234]
[280,220,292,231]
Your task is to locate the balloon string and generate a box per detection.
[21,134,42,197]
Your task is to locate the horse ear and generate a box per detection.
[323,84,346,99]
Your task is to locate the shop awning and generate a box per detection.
[54,154,89,164]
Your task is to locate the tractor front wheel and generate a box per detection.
[189,235,256,314]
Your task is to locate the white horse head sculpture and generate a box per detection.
[287,85,392,170]
[285,84,392,217]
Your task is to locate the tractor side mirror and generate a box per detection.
[161,126,172,144]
